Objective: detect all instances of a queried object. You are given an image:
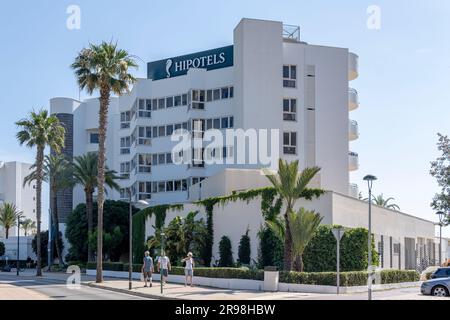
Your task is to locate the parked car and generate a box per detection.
[421,277,450,297]
[430,267,450,279]
[420,266,439,281]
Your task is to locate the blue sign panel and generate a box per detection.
[147,45,234,81]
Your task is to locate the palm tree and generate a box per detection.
[21,218,37,236]
[365,193,400,211]
[268,208,322,272]
[72,152,121,262]
[263,159,323,271]
[16,109,65,276]
[24,154,73,266]
[71,41,137,283]
[0,203,23,239]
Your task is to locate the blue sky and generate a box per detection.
[0,1,449,236]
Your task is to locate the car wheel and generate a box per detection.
[432,286,449,297]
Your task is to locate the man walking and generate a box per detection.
[157,250,171,285]
[142,251,154,287]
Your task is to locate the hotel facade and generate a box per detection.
[50,18,441,269]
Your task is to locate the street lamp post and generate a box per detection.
[332,227,344,294]
[436,211,445,266]
[160,232,165,295]
[363,174,377,301]
[17,216,20,276]
[128,189,133,290]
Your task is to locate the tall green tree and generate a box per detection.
[72,152,121,262]
[430,133,450,224]
[0,203,23,239]
[263,159,323,271]
[268,208,322,272]
[72,42,137,283]
[16,110,65,276]
[24,154,72,266]
[21,218,36,236]
[365,193,400,211]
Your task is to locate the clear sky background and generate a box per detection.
[0,0,449,236]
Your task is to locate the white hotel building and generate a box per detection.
[50,18,440,269]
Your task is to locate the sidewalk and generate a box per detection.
[86,279,333,300]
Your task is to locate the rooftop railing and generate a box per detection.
[283,24,300,42]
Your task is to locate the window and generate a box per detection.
[191,89,205,110]
[152,182,158,193]
[213,118,220,129]
[174,123,182,131]
[166,153,173,164]
[120,188,128,199]
[158,181,166,192]
[120,162,130,176]
[166,96,174,108]
[152,99,158,111]
[174,180,182,191]
[137,154,151,173]
[192,148,205,167]
[213,89,220,100]
[137,126,152,145]
[283,132,297,155]
[152,127,158,138]
[221,117,229,129]
[166,180,174,192]
[206,119,213,130]
[158,98,165,109]
[182,122,188,130]
[229,116,234,128]
[182,94,188,105]
[221,87,229,99]
[166,124,174,136]
[206,90,213,102]
[229,86,234,98]
[158,153,166,165]
[283,98,297,121]
[174,95,181,106]
[138,182,152,200]
[120,136,131,154]
[120,111,131,129]
[158,126,166,137]
[152,154,158,166]
[137,99,151,118]
[283,65,297,88]
[89,132,99,144]
[192,119,204,139]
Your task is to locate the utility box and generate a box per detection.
[263,266,279,292]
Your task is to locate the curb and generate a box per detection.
[86,282,183,300]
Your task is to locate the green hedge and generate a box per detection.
[87,263,418,286]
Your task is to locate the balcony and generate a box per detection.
[348,88,359,111]
[348,151,359,171]
[348,52,359,81]
[348,183,359,198]
[348,120,359,141]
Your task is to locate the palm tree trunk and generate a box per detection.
[86,190,94,262]
[5,228,9,239]
[35,146,44,277]
[51,189,64,267]
[96,85,110,283]
[293,255,304,272]
[283,207,293,271]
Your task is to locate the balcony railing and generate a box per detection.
[348,151,359,171]
[348,52,359,81]
[282,24,300,42]
[349,119,359,141]
[348,88,359,111]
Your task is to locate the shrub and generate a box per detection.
[380,269,419,283]
[88,263,419,286]
[218,236,234,267]
[303,225,379,272]
[0,241,5,257]
[258,227,284,270]
[238,228,251,265]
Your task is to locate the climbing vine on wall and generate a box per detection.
[132,204,183,263]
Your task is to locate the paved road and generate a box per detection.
[0,274,150,300]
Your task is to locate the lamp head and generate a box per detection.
[363,175,377,182]
[436,211,445,223]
